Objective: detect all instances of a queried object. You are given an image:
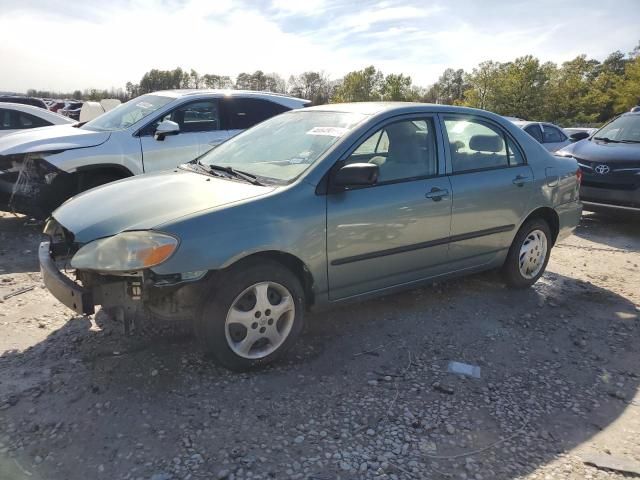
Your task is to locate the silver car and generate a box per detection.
[39,103,582,371]
[512,121,571,152]
[0,90,309,217]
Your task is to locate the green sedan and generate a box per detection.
[39,103,582,370]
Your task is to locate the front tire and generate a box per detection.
[502,218,552,289]
[195,259,305,371]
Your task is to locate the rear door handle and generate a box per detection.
[512,175,530,186]
[425,188,449,201]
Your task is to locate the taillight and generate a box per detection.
[576,168,583,185]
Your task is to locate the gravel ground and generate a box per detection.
[0,210,638,480]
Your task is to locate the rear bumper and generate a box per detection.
[555,200,582,242]
[39,241,94,315]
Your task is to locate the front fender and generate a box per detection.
[43,132,143,175]
[154,182,329,300]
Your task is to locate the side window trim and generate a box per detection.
[437,113,527,175]
[374,130,383,153]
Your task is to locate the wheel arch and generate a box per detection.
[521,206,560,245]
[220,250,316,308]
[74,163,134,178]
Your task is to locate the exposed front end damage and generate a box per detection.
[0,152,74,218]
[40,218,206,331]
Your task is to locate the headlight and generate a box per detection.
[71,231,178,272]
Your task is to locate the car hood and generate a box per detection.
[0,124,110,155]
[561,138,640,162]
[52,169,276,244]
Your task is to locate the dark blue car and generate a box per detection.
[558,110,640,213]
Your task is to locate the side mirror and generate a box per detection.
[333,163,379,188]
[569,131,590,142]
[155,120,180,140]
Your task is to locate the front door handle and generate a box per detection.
[512,174,530,186]
[425,187,449,201]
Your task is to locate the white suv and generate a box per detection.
[0,90,309,217]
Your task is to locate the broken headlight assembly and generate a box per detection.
[70,231,179,273]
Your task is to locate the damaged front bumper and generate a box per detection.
[0,153,72,218]
[39,241,95,315]
[39,224,206,322]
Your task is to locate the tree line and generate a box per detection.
[26,42,640,127]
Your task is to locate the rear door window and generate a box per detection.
[17,112,51,128]
[524,124,543,142]
[222,98,289,130]
[443,116,509,173]
[542,125,567,143]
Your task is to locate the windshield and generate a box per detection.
[199,110,367,182]
[82,94,174,132]
[593,115,640,143]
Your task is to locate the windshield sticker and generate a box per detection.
[306,126,349,137]
[135,102,154,109]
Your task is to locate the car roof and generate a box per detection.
[512,120,563,129]
[151,89,311,109]
[303,102,504,118]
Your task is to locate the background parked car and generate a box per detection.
[0,95,48,110]
[0,102,76,138]
[557,110,640,213]
[564,127,597,141]
[510,120,571,152]
[77,100,122,123]
[58,101,84,120]
[0,89,309,218]
[48,101,66,113]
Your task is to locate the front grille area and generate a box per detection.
[582,179,638,191]
[576,157,640,171]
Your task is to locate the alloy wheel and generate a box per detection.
[224,281,295,359]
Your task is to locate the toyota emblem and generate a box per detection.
[594,164,610,174]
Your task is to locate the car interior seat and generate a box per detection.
[371,123,432,181]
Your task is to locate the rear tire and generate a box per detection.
[194,259,305,371]
[502,218,552,289]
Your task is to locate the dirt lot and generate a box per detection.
[0,210,638,480]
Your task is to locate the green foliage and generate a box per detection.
[461,45,640,126]
[22,41,640,126]
[380,73,413,101]
[331,66,384,102]
[26,87,126,101]
[288,72,333,105]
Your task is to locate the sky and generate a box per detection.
[1,0,639,93]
